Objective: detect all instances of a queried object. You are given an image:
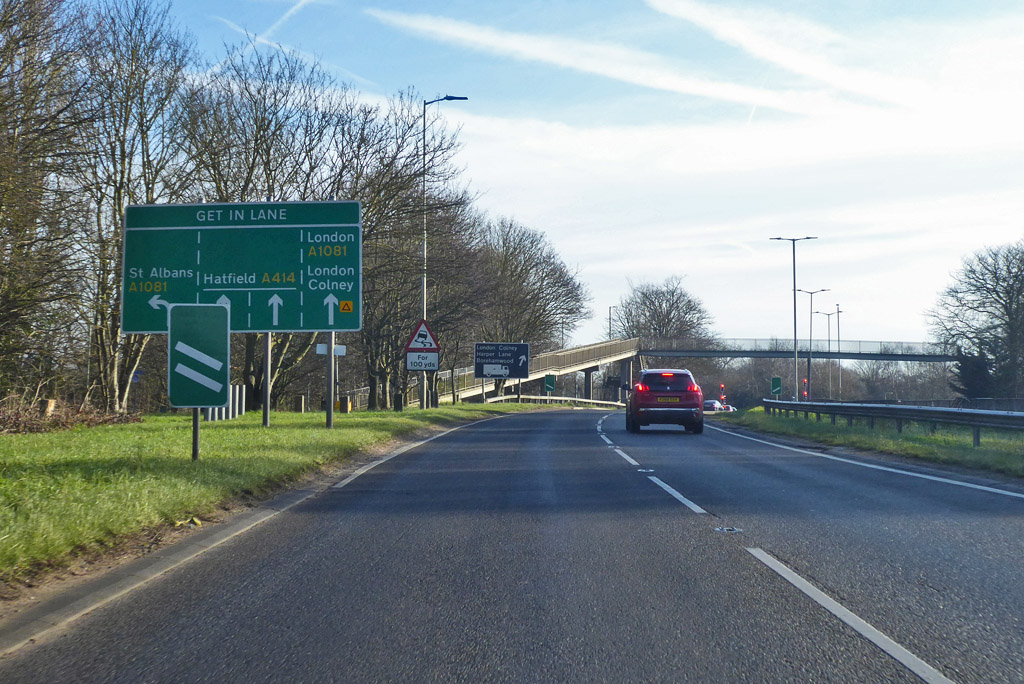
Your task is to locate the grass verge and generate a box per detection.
[718,407,1024,478]
[0,404,542,585]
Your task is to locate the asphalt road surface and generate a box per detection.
[2,409,1023,683]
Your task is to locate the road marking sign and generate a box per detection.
[168,304,230,408]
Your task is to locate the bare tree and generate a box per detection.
[75,0,196,411]
[183,39,341,409]
[0,0,91,398]
[479,217,590,348]
[930,241,1024,398]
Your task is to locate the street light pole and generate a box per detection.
[421,94,467,408]
[798,288,828,400]
[771,236,817,400]
[815,310,836,399]
[835,304,844,400]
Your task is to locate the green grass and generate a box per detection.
[0,404,542,583]
[717,407,1024,477]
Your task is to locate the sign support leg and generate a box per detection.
[263,333,271,427]
[192,408,200,461]
[327,331,335,428]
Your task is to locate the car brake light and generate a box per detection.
[634,382,649,392]
[660,373,674,377]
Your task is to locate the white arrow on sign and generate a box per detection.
[324,294,339,325]
[217,295,231,308]
[518,355,527,366]
[149,295,170,310]
[268,294,283,326]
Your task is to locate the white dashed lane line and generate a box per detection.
[648,476,707,513]
[614,448,640,466]
[603,416,957,683]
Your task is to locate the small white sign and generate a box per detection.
[316,344,347,356]
[406,351,439,371]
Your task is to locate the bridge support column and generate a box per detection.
[583,366,598,400]
[618,358,633,402]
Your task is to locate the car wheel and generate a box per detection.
[626,414,639,433]
[688,420,704,434]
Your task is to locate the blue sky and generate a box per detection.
[169,0,1024,346]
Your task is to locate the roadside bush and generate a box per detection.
[0,396,139,434]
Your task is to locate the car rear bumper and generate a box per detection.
[635,407,702,425]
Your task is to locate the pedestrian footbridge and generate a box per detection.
[437,337,955,403]
[349,337,956,408]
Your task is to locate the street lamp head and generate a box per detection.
[443,95,468,101]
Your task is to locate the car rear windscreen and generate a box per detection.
[642,374,693,391]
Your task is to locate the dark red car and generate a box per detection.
[625,369,704,434]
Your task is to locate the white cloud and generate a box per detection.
[365,8,843,115]
[645,0,927,107]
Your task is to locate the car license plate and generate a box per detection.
[657,397,679,403]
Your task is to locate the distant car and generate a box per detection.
[722,404,737,412]
[703,399,723,412]
[626,369,704,433]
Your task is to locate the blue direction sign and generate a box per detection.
[474,343,529,379]
[168,305,230,408]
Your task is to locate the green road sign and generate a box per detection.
[771,376,782,395]
[122,201,361,333]
[544,374,556,393]
[168,305,230,408]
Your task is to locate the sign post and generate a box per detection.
[405,320,440,407]
[168,304,230,460]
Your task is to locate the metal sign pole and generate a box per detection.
[192,408,200,461]
[263,333,271,427]
[327,331,335,428]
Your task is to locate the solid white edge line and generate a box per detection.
[648,476,707,513]
[614,448,640,466]
[601,435,614,445]
[746,548,955,684]
[332,415,507,489]
[706,424,1024,502]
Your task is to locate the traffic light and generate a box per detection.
[719,383,726,403]
[802,378,808,398]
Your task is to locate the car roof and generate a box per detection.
[641,369,693,376]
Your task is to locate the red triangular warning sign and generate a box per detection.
[404,319,440,352]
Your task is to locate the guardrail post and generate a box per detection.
[830,413,836,425]
[869,417,875,430]
[896,419,903,434]
[973,427,981,447]
[847,416,854,427]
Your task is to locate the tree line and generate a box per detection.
[0,0,590,413]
